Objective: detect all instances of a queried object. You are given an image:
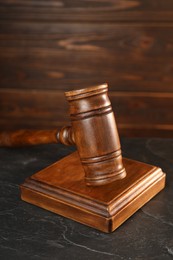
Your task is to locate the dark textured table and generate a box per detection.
[0,138,173,260]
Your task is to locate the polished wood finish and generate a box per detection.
[0,1,173,137]
[21,151,166,233]
[0,129,58,147]
[0,126,74,147]
[65,84,126,186]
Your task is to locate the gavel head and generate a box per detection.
[65,83,126,186]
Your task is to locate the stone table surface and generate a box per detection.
[0,138,173,260]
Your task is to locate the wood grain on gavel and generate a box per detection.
[0,127,75,147]
[65,83,126,185]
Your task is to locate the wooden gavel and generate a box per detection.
[0,83,126,186]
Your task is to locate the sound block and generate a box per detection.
[20,152,166,233]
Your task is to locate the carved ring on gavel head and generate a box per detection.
[64,83,126,186]
[0,83,126,186]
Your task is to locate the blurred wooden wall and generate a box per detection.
[0,0,173,137]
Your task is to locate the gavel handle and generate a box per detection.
[0,126,75,147]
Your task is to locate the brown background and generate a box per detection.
[0,0,173,137]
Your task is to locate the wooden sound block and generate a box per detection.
[20,152,166,233]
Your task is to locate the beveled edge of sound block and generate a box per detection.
[20,152,166,233]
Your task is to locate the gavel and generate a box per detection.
[0,83,126,186]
